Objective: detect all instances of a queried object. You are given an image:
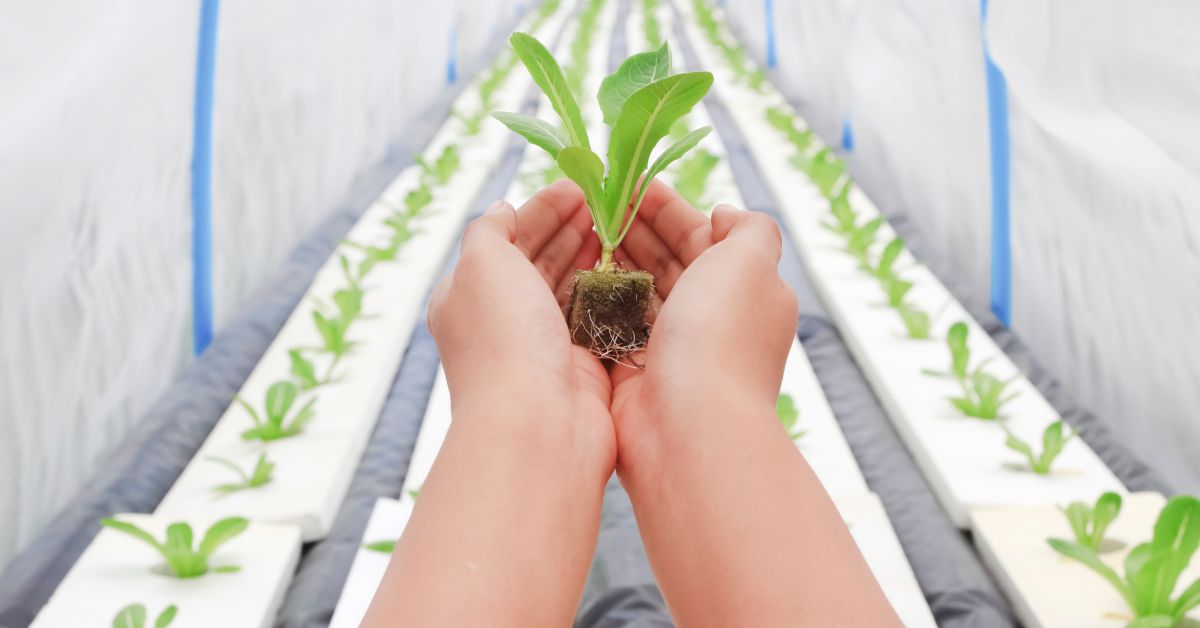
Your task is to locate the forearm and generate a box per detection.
[617,390,900,627]
[364,404,611,627]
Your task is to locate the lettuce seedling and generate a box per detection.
[454,110,486,136]
[807,148,845,198]
[949,368,1019,420]
[494,35,713,357]
[674,148,720,209]
[896,303,932,340]
[1049,495,1200,626]
[1060,492,1123,552]
[1003,420,1074,475]
[208,453,275,494]
[288,349,323,391]
[416,145,459,186]
[409,487,420,501]
[112,603,176,628]
[404,183,433,217]
[823,185,858,236]
[100,516,248,578]
[928,321,971,380]
[882,275,913,308]
[237,381,316,442]
[776,394,805,441]
[642,0,662,45]
[845,216,885,266]
[871,238,904,281]
[766,107,813,152]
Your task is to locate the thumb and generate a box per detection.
[462,200,518,249]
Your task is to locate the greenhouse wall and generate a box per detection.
[721,0,1200,491]
[0,0,525,566]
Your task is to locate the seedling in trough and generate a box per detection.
[416,145,459,186]
[494,35,713,358]
[674,148,720,209]
[776,393,805,441]
[99,516,248,578]
[1049,495,1200,626]
[895,303,932,340]
[1060,492,1123,552]
[404,184,433,217]
[112,603,177,628]
[237,381,316,442]
[208,453,275,494]
[845,216,885,267]
[1003,420,1074,475]
[949,368,1019,420]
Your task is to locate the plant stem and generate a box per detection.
[598,246,615,272]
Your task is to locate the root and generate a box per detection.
[573,310,648,367]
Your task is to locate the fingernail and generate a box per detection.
[713,203,738,213]
[484,200,509,215]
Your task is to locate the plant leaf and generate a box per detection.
[100,518,162,553]
[491,112,571,158]
[1091,492,1123,549]
[265,381,297,425]
[164,523,193,555]
[250,454,275,486]
[628,127,713,227]
[154,605,177,628]
[877,238,904,278]
[556,147,608,236]
[1004,432,1034,463]
[1139,496,1200,614]
[288,349,319,390]
[1064,502,1092,547]
[198,517,249,559]
[113,604,146,628]
[1048,538,1134,608]
[285,398,318,436]
[1127,617,1175,628]
[508,33,590,150]
[947,322,970,380]
[212,565,241,573]
[604,72,714,239]
[598,42,672,126]
[775,394,799,431]
[1172,576,1200,620]
[364,540,396,554]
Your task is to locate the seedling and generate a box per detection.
[1003,420,1074,475]
[416,145,459,186]
[237,381,316,442]
[404,183,433,217]
[822,185,858,236]
[845,216,885,266]
[409,487,421,501]
[922,321,971,380]
[807,148,845,198]
[1049,495,1200,626]
[289,349,323,391]
[871,238,904,281]
[1061,492,1123,552]
[494,35,713,357]
[208,453,275,494]
[949,368,1019,420]
[674,148,720,209]
[100,516,248,578]
[766,106,813,152]
[344,239,399,282]
[895,303,932,340]
[454,110,486,136]
[776,393,805,441]
[112,604,177,628]
[642,0,662,45]
[881,275,913,308]
[312,306,354,360]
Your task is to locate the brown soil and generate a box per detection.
[567,269,655,360]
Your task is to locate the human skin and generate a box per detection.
[362,180,900,627]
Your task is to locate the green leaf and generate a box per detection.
[1172,577,1200,620]
[154,606,177,628]
[876,238,904,279]
[556,147,607,235]
[100,519,162,553]
[212,565,241,574]
[113,604,146,628]
[285,398,318,436]
[198,517,249,559]
[1091,492,1123,549]
[508,33,590,150]
[604,72,714,238]
[947,322,970,381]
[1064,502,1092,546]
[265,381,297,425]
[775,394,799,431]
[598,42,672,126]
[1004,432,1034,462]
[289,349,319,390]
[364,540,396,554]
[164,523,193,556]
[1137,496,1200,615]
[491,112,571,158]
[1048,538,1134,608]
[1127,617,1175,628]
[250,454,275,486]
[628,127,713,224]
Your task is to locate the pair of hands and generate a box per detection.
[428,179,798,477]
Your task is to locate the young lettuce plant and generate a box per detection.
[237,381,316,442]
[404,183,434,217]
[416,145,459,186]
[207,453,275,494]
[112,604,177,628]
[896,303,932,340]
[950,368,1019,420]
[806,148,846,198]
[1049,495,1200,627]
[493,35,713,358]
[845,216,885,267]
[776,393,805,441]
[100,516,248,578]
[881,275,914,309]
[1061,492,1123,552]
[1003,420,1074,475]
[822,185,858,236]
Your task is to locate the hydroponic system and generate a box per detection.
[1,0,1198,627]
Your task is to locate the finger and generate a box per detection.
[514,179,587,260]
[461,201,518,251]
[555,232,602,308]
[631,179,712,264]
[426,274,452,340]
[710,206,783,265]
[619,218,687,298]
[532,206,595,290]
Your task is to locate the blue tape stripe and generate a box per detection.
[841,116,855,152]
[980,0,1012,326]
[191,0,220,355]
[765,0,778,69]
[447,26,458,85]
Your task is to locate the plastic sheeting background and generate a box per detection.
[720,0,1200,492]
[0,0,525,568]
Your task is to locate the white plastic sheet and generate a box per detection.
[720,0,1200,491]
[0,0,524,568]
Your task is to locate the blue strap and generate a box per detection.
[980,0,1012,326]
[447,26,458,85]
[841,116,855,152]
[191,0,221,355]
[764,0,778,68]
